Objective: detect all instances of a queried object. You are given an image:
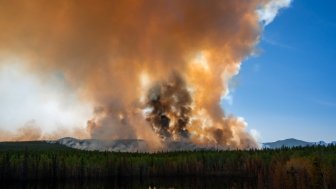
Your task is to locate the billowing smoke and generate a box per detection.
[145,72,191,140]
[0,0,291,150]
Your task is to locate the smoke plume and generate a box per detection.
[0,0,290,150]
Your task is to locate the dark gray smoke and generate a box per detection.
[146,73,191,140]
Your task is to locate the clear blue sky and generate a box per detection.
[223,0,336,142]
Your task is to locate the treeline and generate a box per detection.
[0,142,336,188]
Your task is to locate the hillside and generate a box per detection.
[263,138,312,148]
[0,141,73,152]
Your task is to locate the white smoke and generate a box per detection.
[0,60,92,138]
[258,0,293,25]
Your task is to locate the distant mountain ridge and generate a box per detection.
[49,137,149,152]
[48,137,336,151]
[262,138,336,149]
[50,137,225,152]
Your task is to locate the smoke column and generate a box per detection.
[0,0,290,150]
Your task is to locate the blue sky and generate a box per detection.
[223,0,336,142]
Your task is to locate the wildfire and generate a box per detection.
[0,0,292,150]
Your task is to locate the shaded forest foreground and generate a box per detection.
[0,141,336,188]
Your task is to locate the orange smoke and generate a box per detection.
[0,0,270,149]
[0,122,89,142]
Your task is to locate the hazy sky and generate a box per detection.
[223,0,336,142]
[0,60,92,134]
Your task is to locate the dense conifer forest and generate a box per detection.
[0,141,335,188]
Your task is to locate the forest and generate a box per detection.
[0,141,335,188]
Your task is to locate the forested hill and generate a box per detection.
[0,141,336,188]
[0,141,73,152]
[263,138,312,148]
